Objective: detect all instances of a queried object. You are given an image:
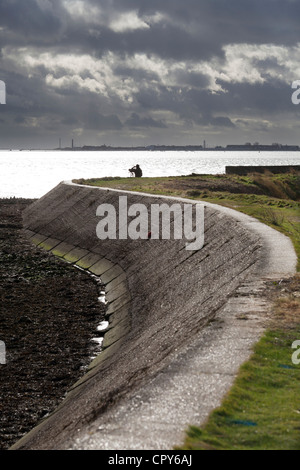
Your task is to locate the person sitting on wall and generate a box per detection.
[129,164,143,177]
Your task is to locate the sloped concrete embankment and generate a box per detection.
[12,181,296,450]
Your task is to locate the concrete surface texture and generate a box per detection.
[11,181,297,450]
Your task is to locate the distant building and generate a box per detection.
[226,143,299,151]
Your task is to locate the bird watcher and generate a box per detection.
[129,164,143,177]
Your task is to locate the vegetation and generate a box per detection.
[74,171,300,450]
[180,290,300,450]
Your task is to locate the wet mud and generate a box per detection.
[0,199,106,450]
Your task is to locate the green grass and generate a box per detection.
[74,172,300,450]
[74,174,300,269]
[181,326,300,450]
[73,176,186,197]
[193,193,300,271]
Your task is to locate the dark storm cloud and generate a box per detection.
[102,0,300,53]
[61,116,78,125]
[1,0,299,57]
[226,81,293,115]
[125,113,167,129]
[0,0,299,147]
[85,107,123,131]
[57,17,220,62]
[14,115,26,123]
[45,0,299,63]
[3,0,297,60]
[134,74,295,128]
[0,0,65,44]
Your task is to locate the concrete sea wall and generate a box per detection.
[12,181,297,450]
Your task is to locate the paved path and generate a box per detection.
[69,279,270,450]
[11,183,297,450]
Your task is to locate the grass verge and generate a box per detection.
[181,291,300,450]
[74,172,300,450]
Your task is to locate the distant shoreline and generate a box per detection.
[1,145,300,152]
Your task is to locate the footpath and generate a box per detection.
[11,182,297,450]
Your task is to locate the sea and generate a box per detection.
[0,149,299,199]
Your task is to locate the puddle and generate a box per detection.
[97,321,109,331]
[74,264,109,361]
[98,291,107,304]
[91,337,104,346]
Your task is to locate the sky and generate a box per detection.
[0,0,300,149]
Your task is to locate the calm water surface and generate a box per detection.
[0,150,299,198]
